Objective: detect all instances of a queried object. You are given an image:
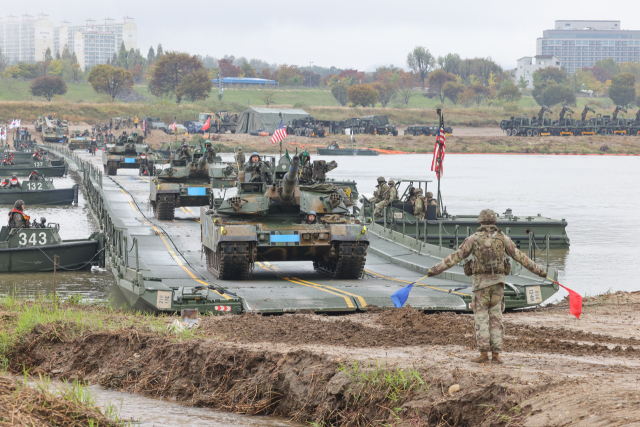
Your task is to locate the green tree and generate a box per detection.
[594,58,620,78]
[619,62,640,83]
[540,82,576,107]
[348,84,378,107]
[87,64,134,101]
[48,60,63,76]
[517,76,528,90]
[149,52,204,102]
[30,76,67,101]
[608,73,636,106]
[260,90,276,106]
[406,46,435,89]
[437,53,461,74]
[498,80,522,102]
[532,68,572,106]
[442,81,465,105]
[331,81,350,106]
[147,46,156,64]
[175,69,213,102]
[428,70,456,102]
[156,44,164,58]
[241,62,257,78]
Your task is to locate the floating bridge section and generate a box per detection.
[46,144,559,314]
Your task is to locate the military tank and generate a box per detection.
[67,129,93,150]
[201,156,369,280]
[102,132,151,176]
[150,147,219,220]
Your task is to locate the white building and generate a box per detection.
[74,31,117,70]
[0,14,54,64]
[515,55,561,88]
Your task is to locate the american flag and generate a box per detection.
[431,126,446,179]
[170,121,177,131]
[270,118,287,144]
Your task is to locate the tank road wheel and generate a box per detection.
[314,242,368,279]
[154,194,175,220]
[107,162,118,176]
[206,243,255,280]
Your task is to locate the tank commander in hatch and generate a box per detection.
[427,209,547,365]
[302,211,318,224]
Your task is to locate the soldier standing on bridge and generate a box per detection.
[235,147,245,170]
[374,179,397,218]
[427,209,548,365]
[90,138,97,155]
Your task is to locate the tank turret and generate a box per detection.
[281,156,300,203]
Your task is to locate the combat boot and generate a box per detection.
[491,353,504,364]
[471,351,490,363]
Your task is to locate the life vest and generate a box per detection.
[8,208,29,227]
[10,178,19,186]
[28,172,38,180]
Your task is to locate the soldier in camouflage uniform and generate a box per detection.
[413,188,425,219]
[427,209,547,364]
[235,147,245,170]
[370,177,388,204]
[374,179,398,218]
[203,141,217,164]
[425,191,440,216]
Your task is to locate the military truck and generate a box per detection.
[287,117,328,137]
[198,111,239,134]
[361,115,398,136]
[150,148,214,220]
[201,156,369,280]
[102,132,151,176]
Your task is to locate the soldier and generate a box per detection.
[374,179,398,218]
[427,209,547,365]
[9,175,21,189]
[109,119,113,131]
[311,160,337,184]
[8,199,29,229]
[302,211,318,224]
[134,116,139,129]
[245,152,273,184]
[235,147,245,170]
[425,191,440,217]
[0,178,9,188]
[370,177,388,204]
[28,170,42,181]
[90,138,97,155]
[413,188,425,219]
[178,143,192,162]
[203,141,217,163]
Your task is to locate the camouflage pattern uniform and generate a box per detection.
[425,192,440,216]
[235,148,245,170]
[245,153,273,184]
[203,144,217,164]
[311,160,337,183]
[427,209,547,363]
[374,180,398,217]
[413,189,425,220]
[178,144,192,162]
[370,177,388,204]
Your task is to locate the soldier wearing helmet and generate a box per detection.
[8,199,29,229]
[28,170,42,181]
[244,152,273,184]
[370,177,388,204]
[427,209,547,365]
[235,147,245,170]
[203,140,217,163]
[9,175,21,189]
[425,191,440,216]
[413,188,426,220]
[302,210,318,224]
[374,179,398,218]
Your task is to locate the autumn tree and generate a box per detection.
[331,81,350,106]
[176,69,212,102]
[397,71,417,105]
[218,58,241,77]
[276,64,302,85]
[30,76,67,101]
[260,68,272,80]
[608,73,636,106]
[348,84,378,107]
[407,46,435,88]
[498,80,522,102]
[149,52,204,102]
[372,80,397,107]
[88,64,134,101]
[442,81,465,105]
[428,70,456,102]
[241,62,257,78]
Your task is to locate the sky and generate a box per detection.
[8,0,638,72]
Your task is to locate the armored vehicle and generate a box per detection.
[67,130,93,150]
[0,221,104,272]
[0,179,78,205]
[102,132,151,176]
[150,147,219,220]
[360,178,569,248]
[500,115,531,136]
[201,156,369,280]
[404,125,434,136]
[34,116,47,132]
[42,124,65,142]
[287,117,328,137]
[361,115,399,136]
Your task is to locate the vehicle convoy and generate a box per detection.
[0,220,104,272]
[361,115,399,136]
[360,178,570,248]
[287,117,328,137]
[201,156,369,280]
[102,132,151,176]
[150,147,216,220]
[0,179,78,205]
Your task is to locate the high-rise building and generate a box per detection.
[0,14,54,64]
[0,15,136,69]
[537,20,640,74]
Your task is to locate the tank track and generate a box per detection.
[314,242,368,279]
[154,194,175,220]
[206,242,255,280]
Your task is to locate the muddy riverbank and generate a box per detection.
[3,291,640,426]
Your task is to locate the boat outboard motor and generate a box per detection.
[281,156,300,203]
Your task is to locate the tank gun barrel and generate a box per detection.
[281,156,300,203]
[197,154,207,173]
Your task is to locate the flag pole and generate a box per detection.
[436,108,444,215]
